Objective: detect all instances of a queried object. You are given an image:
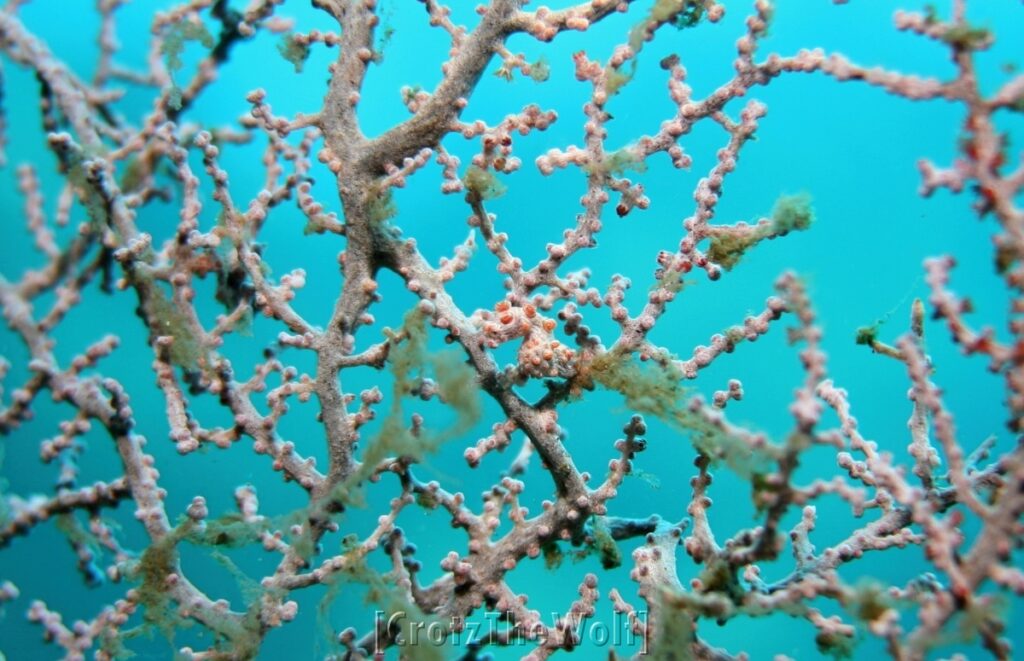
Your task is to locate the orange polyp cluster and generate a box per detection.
[518,333,577,378]
[479,300,578,379]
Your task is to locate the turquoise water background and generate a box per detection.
[1,0,1022,658]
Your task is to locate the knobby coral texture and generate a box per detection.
[0,0,1021,659]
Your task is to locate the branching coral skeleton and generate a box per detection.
[0,0,1022,659]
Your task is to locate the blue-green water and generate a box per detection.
[0,1,1022,659]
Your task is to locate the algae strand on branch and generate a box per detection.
[585,349,773,478]
[706,193,815,272]
[338,309,481,503]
